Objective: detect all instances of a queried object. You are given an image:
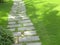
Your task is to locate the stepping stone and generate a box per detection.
[19,36,40,42]
[13,44,22,45]
[15,16,21,18]
[18,20,31,24]
[18,27,35,31]
[13,32,21,36]
[17,8,26,12]
[18,27,27,31]
[8,25,16,28]
[8,22,16,24]
[22,17,29,20]
[8,19,15,22]
[11,10,17,13]
[26,42,41,45]
[22,20,31,23]
[15,24,22,27]
[13,2,19,5]
[18,5,26,11]
[8,15,16,19]
[20,15,28,18]
[16,15,29,20]
[8,24,22,28]
[23,23,33,26]
[8,28,15,31]
[24,31,36,35]
[26,26,35,29]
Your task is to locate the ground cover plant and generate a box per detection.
[0,27,14,45]
[0,0,14,45]
[24,0,60,45]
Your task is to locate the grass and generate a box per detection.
[24,0,60,45]
[0,0,13,28]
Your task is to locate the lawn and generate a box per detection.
[0,0,13,28]
[24,0,60,45]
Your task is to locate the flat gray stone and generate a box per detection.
[8,24,22,28]
[19,36,40,42]
[17,15,29,20]
[26,42,41,45]
[8,25,16,28]
[22,20,31,23]
[15,16,21,19]
[18,5,26,12]
[8,19,15,22]
[8,15,16,19]
[24,31,36,35]
[12,44,22,45]
[18,27,35,31]
[22,17,29,20]
[23,23,33,26]
[20,15,28,18]
[8,28,15,31]
[13,32,21,36]
[8,22,16,24]
[18,27,26,31]
[27,26,35,30]
[11,10,17,13]
[15,24,22,27]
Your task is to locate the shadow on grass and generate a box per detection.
[24,0,60,45]
[0,1,13,28]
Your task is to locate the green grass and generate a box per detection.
[0,0,13,28]
[24,0,60,45]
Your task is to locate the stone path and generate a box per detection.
[8,0,42,45]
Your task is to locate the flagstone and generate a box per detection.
[18,27,35,31]
[26,42,41,45]
[8,28,15,31]
[23,23,33,26]
[8,22,16,24]
[19,36,40,42]
[24,31,36,35]
[13,32,21,36]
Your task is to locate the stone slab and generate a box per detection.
[26,26,35,30]
[23,23,33,26]
[8,15,16,19]
[8,24,22,28]
[13,32,21,36]
[24,31,36,35]
[26,42,41,45]
[8,28,15,31]
[19,36,40,42]
[12,44,22,45]
[8,22,16,24]
[22,20,31,23]
[18,27,35,31]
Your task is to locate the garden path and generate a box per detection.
[8,0,41,45]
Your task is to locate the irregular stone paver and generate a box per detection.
[8,22,16,24]
[18,20,31,23]
[18,27,35,31]
[8,28,15,31]
[13,32,21,36]
[26,42,41,45]
[13,44,22,45]
[8,0,41,45]
[24,31,36,35]
[19,36,40,42]
[23,23,33,26]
